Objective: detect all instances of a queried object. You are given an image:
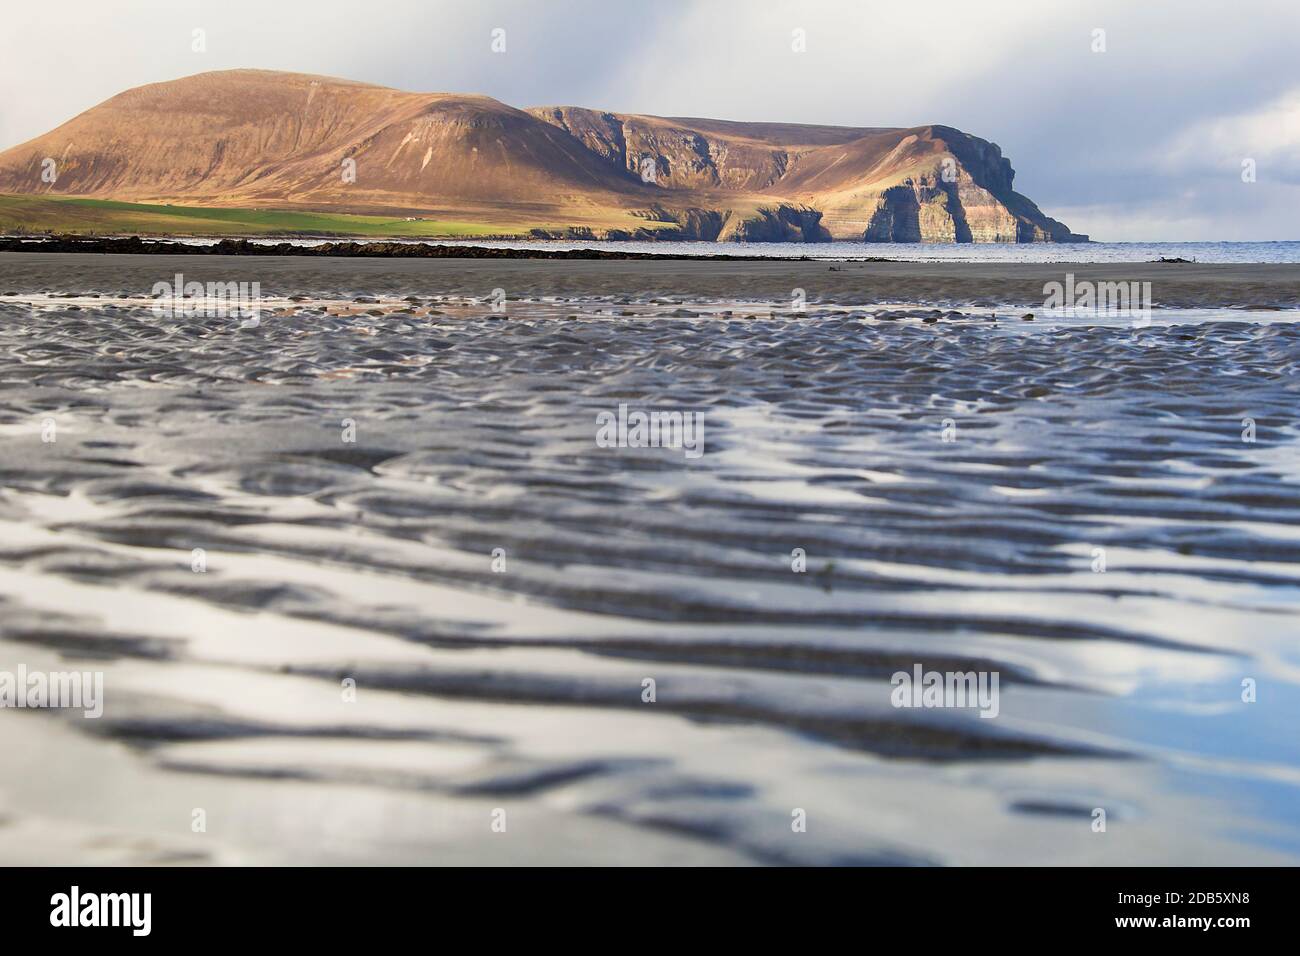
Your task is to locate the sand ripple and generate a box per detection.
[1,295,1298,865]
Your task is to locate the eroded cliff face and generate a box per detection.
[806,127,1082,243]
[531,107,792,192]
[0,70,1085,243]
[530,111,1085,243]
[533,204,827,242]
[719,205,829,242]
[859,176,1024,243]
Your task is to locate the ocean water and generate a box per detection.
[1,280,1298,865]
[155,237,1300,264]
[417,239,1300,263]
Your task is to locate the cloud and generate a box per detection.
[1162,88,1300,184]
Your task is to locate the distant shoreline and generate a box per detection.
[0,235,826,262]
[4,249,1297,310]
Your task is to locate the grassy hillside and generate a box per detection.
[0,195,540,238]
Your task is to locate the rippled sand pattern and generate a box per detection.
[1,292,1298,865]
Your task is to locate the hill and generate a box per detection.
[0,70,1084,242]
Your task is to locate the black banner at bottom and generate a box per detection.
[0,866,1284,941]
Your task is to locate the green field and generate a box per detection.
[0,194,541,239]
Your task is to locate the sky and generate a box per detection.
[2,0,1297,241]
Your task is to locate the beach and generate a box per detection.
[3,251,1300,309]
[1,251,1298,865]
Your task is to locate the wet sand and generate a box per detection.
[2,251,1299,309]
[1,254,1298,865]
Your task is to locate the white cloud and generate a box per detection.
[1162,88,1300,181]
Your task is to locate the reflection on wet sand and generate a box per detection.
[1,282,1298,865]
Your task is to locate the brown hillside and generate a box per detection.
[0,70,1084,242]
